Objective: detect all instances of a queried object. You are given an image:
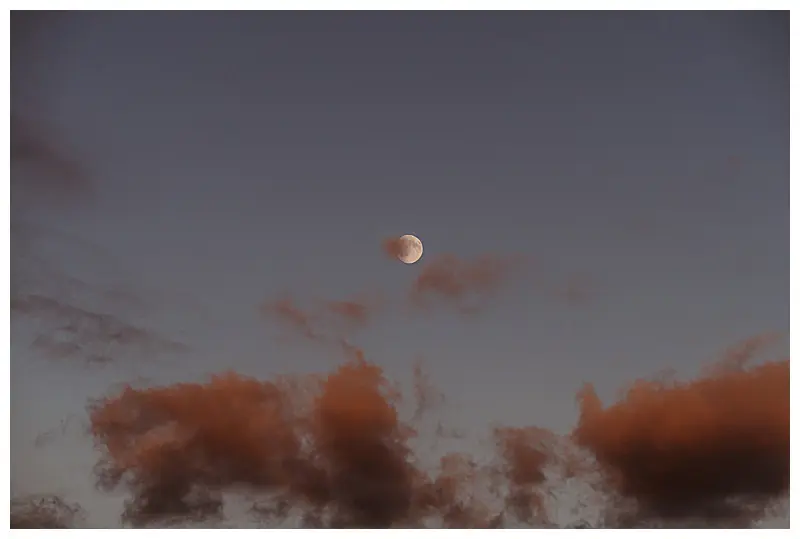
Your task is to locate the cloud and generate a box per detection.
[84,331,789,528]
[381,236,411,260]
[11,13,92,207]
[11,115,93,205]
[10,495,86,529]
[323,300,371,329]
[409,253,524,313]
[572,335,789,526]
[493,426,559,526]
[88,356,502,527]
[261,295,380,361]
[10,12,191,366]
[12,294,188,363]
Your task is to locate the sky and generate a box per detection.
[10,11,789,527]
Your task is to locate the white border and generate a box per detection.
[5,5,795,535]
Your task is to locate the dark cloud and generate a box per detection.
[572,335,789,526]
[12,294,188,363]
[10,494,86,529]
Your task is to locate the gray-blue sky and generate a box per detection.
[11,11,788,527]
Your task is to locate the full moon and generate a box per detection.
[398,234,423,264]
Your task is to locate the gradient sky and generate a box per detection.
[11,11,789,527]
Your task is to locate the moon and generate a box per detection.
[398,234,423,264]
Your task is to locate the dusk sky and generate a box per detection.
[10,12,788,527]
